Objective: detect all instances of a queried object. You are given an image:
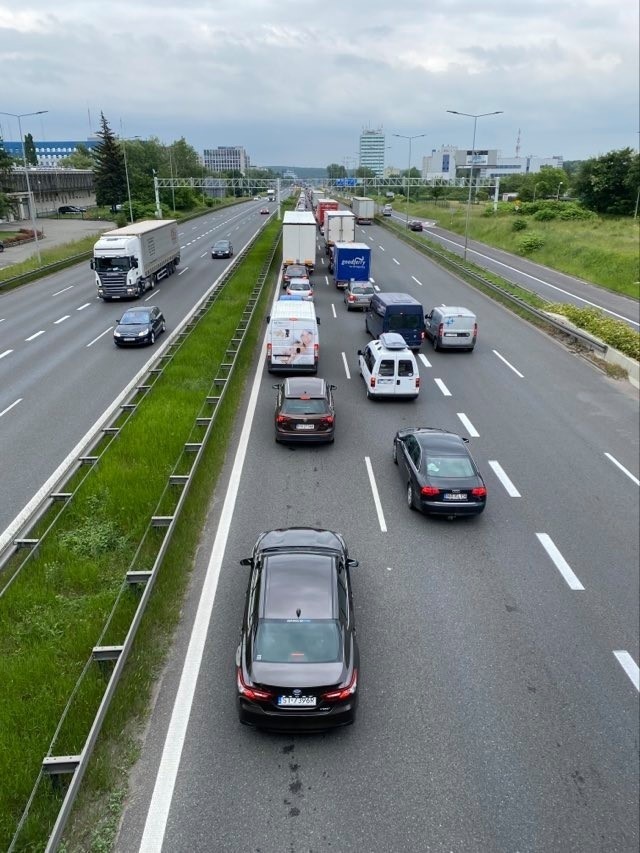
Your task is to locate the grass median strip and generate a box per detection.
[0,218,281,851]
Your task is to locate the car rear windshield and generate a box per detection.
[254,619,342,663]
[425,455,475,477]
[388,313,423,331]
[281,398,328,415]
[352,285,374,294]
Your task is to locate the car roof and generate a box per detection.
[432,306,475,316]
[284,377,326,397]
[409,429,468,453]
[262,552,336,620]
[288,278,311,286]
[379,332,408,350]
[122,305,156,313]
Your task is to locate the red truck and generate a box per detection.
[316,199,339,230]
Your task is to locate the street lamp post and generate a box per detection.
[556,181,564,200]
[392,132,426,227]
[121,136,140,224]
[446,109,503,260]
[0,109,48,264]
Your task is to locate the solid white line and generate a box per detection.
[536,533,584,590]
[139,314,270,852]
[341,351,351,379]
[0,349,13,360]
[331,304,337,318]
[411,276,423,286]
[493,349,524,378]
[433,378,451,397]
[52,285,73,296]
[0,398,22,418]
[604,453,640,486]
[392,258,400,265]
[87,327,114,347]
[488,460,521,497]
[364,456,387,533]
[54,315,70,324]
[77,302,91,311]
[178,267,189,276]
[457,412,479,437]
[418,354,431,368]
[613,651,640,691]
[25,330,45,341]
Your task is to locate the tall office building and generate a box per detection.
[359,128,385,177]
[203,146,250,174]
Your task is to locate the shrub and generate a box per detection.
[517,233,545,253]
[532,207,557,221]
[556,204,597,221]
[512,219,527,232]
[115,212,127,228]
[549,303,640,360]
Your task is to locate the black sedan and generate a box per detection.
[393,427,487,518]
[236,527,359,732]
[407,219,423,231]
[211,239,233,259]
[113,305,166,347]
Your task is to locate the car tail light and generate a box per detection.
[276,415,290,426]
[314,343,319,356]
[370,376,376,388]
[319,416,334,427]
[421,485,439,497]
[348,294,356,302]
[236,667,273,701]
[471,486,487,497]
[438,323,443,339]
[415,377,420,388]
[267,343,272,357]
[473,323,478,338]
[421,330,425,340]
[322,668,358,702]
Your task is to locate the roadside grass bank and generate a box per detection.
[373,197,639,299]
[0,219,281,851]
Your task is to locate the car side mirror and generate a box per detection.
[357,350,363,356]
[272,383,280,389]
[462,437,469,443]
[329,384,337,390]
[316,317,321,325]
[239,557,253,566]
[89,259,94,270]
[266,314,270,323]
[426,312,432,319]
[348,559,359,568]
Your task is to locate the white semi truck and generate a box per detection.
[351,196,375,224]
[282,211,316,273]
[323,210,355,254]
[91,220,181,301]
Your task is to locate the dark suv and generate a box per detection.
[273,377,335,443]
[236,527,359,731]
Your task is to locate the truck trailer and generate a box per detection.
[323,210,355,254]
[351,196,375,224]
[282,211,316,272]
[332,242,372,289]
[92,220,181,301]
[316,198,338,229]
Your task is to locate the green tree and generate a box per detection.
[327,163,347,179]
[573,148,639,215]
[24,132,37,166]
[0,135,15,173]
[93,112,127,211]
[58,143,94,170]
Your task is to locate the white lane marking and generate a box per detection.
[87,326,114,347]
[0,318,4,322]
[493,349,524,378]
[392,258,400,265]
[325,275,329,286]
[369,277,375,283]
[613,651,640,691]
[320,257,325,266]
[426,230,639,327]
[77,302,91,311]
[178,231,185,236]
[536,533,584,590]
[604,453,640,486]
[411,276,423,286]
[488,460,521,497]
[331,304,337,319]
[364,456,387,533]
[192,225,197,230]
[0,398,22,418]
[54,315,70,324]
[341,351,351,379]
[25,330,45,341]
[378,245,385,251]
[178,267,189,276]
[418,354,431,368]
[139,316,271,851]
[200,252,207,258]
[434,378,452,396]
[373,285,380,291]
[52,285,74,296]
[457,412,479,437]
[145,292,158,302]
[0,349,12,360]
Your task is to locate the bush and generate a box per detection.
[115,212,127,228]
[556,204,597,221]
[549,304,640,360]
[517,233,545,253]
[532,207,557,221]
[512,219,527,231]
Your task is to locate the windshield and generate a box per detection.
[388,313,423,331]
[119,312,149,325]
[424,455,475,478]
[94,256,131,272]
[254,619,342,663]
[214,242,229,249]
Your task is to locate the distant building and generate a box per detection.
[422,145,564,181]
[203,146,251,174]
[359,128,385,177]
[1,138,100,167]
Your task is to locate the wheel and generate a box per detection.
[150,331,155,345]
[392,441,398,464]
[149,275,156,290]
[365,318,370,335]
[161,320,166,333]
[432,335,439,352]
[366,387,373,399]
[407,481,416,510]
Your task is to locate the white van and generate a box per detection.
[266,300,320,373]
[357,332,420,399]
[425,306,477,351]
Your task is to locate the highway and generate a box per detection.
[112,215,639,852]
[0,201,273,545]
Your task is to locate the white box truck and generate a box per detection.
[324,210,355,254]
[91,220,181,301]
[282,211,316,273]
[351,196,375,224]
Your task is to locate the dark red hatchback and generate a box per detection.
[273,377,336,444]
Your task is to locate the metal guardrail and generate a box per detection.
[7,229,280,852]
[0,251,93,290]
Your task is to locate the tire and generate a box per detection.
[150,331,155,345]
[149,275,156,290]
[393,442,398,464]
[407,481,416,511]
[432,336,439,352]
[365,318,370,336]
[161,320,166,333]
[137,283,145,298]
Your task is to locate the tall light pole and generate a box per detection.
[120,134,140,223]
[0,109,48,264]
[446,109,502,260]
[556,181,564,200]
[393,132,426,227]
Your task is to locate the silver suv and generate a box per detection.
[343,280,375,311]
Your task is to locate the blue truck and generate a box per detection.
[331,242,372,289]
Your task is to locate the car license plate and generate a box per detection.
[124,337,135,342]
[278,696,317,707]
[444,493,467,501]
[296,424,315,430]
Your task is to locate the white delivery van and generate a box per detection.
[357,332,420,399]
[425,306,477,351]
[266,300,320,374]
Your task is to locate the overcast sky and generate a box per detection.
[0,0,637,169]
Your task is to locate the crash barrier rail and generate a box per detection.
[379,217,608,356]
[7,229,280,853]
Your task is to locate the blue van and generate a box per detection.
[365,292,425,351]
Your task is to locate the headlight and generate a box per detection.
[114,331,122,337]
[138,329,147,337]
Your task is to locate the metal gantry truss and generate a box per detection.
[152,176,499,191]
